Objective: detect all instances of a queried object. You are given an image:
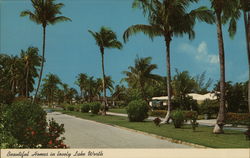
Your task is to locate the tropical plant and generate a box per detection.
[20,0,71,103]
[123,56,161,100]
[88,26,123,115]
[40,73,61,106]
[232,0,250,112]
[208,0,239,134]
[194,71,213,94]
[75,73,88,101]
[20,47,41,97]
[4,100,66,148]
[112,85,127,101]
[123,0,214,123]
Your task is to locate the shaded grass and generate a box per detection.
[57,110,250,148]
[108,108,127,114]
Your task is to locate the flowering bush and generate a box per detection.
[4,100,67,148]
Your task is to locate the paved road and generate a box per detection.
[47,112,192,148]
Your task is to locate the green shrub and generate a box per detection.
[100,104,109,111]
[198,99,219,115]
[182,111,198,131]
[171,110,184,128]
[150,110,167,118]
[0,104,18,148]
[225,112,250,126]
[90,102,101,114]
[75,104,81,112]
[81,103,90,113]
[4,100,66,148]
[127,99,149,122]
[67,105,75,111]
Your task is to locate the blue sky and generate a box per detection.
[0,0,248,93]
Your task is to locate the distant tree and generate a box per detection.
[88,26,123,115]
[20,0,71,103]
[123,56,161,101]
[214,81,248,113]
[40,73,61,106]
[194,71,213,94]
[75,73,88,101]
[20,47,41,97]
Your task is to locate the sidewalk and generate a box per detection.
[106,112,247,131]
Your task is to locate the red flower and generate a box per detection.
[31,131,36,136]
[48,140,53,145]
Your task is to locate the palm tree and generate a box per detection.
[123,0,214,123]
[8,56,25,95]
[20,0,71,103]
[88,26,123,115]
[104,76,115,94]
[209,0,239,134]
[75,73,88,101]
[238,0,250,112]
[41,73,61,106]
[20,47,42,97]
[123,56,161,101]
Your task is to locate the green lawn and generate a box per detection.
[57,110,250,148]
[108,108,127,114]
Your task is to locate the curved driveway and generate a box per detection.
[47,112,192,148]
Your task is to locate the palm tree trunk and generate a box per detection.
[162,36,172,124]
[26,66,29,97]
[244,11,250,113]
[101,48,107,115]
[213,13,226,134]
[33,26,46,104]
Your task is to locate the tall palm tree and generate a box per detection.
[238,0,250,112]
[123,56,161,101]
[209,0,239,134]
[20,0,71,103]
[123,0,214,123]
[88,26,123,115]
[20,47,42,97]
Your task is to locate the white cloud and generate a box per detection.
[179,41,219,65]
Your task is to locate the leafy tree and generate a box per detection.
[88,27,123,115]
[123,0,214,123]
[214,81,248,113]
[20,0,71,103]
[123,56,161,101]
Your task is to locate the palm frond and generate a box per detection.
[50,16,72,25]
[20,10,40,24]
[123,24,163,43]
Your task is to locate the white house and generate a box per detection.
[149,92,218,107]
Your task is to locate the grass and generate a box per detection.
[108,108,127,114]
[56,110,250,148]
